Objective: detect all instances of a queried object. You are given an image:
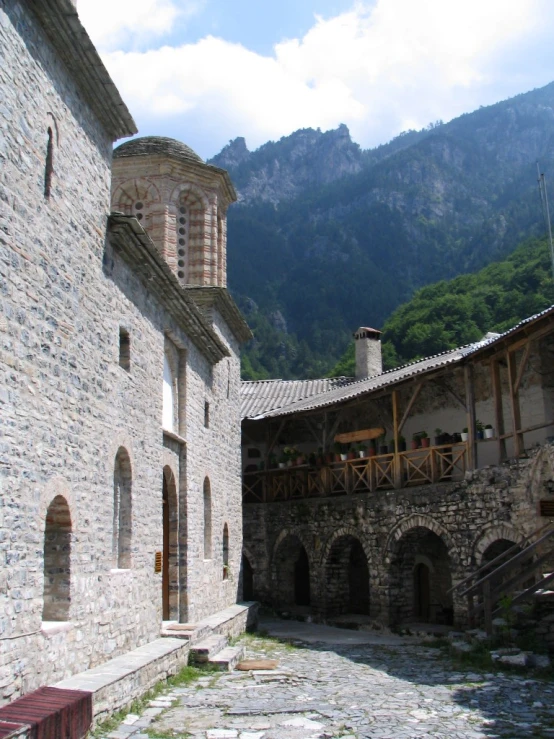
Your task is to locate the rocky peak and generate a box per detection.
[211,136,250,169]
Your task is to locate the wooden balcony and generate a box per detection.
[243,442,468,503]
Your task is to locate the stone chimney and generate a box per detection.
[354,327,382,379]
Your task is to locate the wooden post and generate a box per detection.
[490,359,507,463]
[392,389,401,488]
[464,364,477,470]
[507,350,523,457]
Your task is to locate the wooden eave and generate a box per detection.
[185,286,253,345]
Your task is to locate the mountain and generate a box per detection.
[329,237,554,377]
[209,82,554,380]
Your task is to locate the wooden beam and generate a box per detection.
[490,359,507,463]
[514,340,531,395]
[328,409,345,445]
[392,389,401,488]
[334,427,385,444]
[507,350,523,457]
[398,382,423,434]
[464,364,477,469]
[266,419,286,460]
[303,416,323,446]
[437,380,466,410]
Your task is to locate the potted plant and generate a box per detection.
[347,445,356,460]
[368,440,376,457]
[357,444,366,458]
[396,435,406,452]
[411,432,420,450]
[420,431,430,448]
[461,427,468,442]
[484,424,494,439]
[434,428,443,446]
[278,453,287,469]
[476,420,484,440]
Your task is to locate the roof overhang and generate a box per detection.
[108,214,230,364]
[186,286,253,345]
[27,0,136,140]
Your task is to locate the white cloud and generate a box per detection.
[79,0,554,156]
[77,0,203,51]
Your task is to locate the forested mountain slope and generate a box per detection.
[330,237,554,377]
[210,82,554,379]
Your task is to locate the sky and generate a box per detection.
[78,0,554,160]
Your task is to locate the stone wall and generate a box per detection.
[0,0,244,704]
[243,445,554,628]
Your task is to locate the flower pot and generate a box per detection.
[398,441,406,452]
[296,455,305,466]
[340,453,348,461]
[421,437,430,448]
[278,462,286,469]
[335,454,342,463]
[411,440,419,450]
[484,427,494,439]
[347,451,356,460]
[434,436,442,446]
[368,448,376,457]
[477,430,484,440]
[326,453,334,465]
[460,432,468,442]
[358,450,366,458]
[287,460,293,467]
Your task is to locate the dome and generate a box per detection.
[113,136,203,164]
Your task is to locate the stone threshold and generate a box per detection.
[49,602,258,727]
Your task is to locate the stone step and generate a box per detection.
[208,645,246,672]
[189,634,228,663]
[160,622,212,643]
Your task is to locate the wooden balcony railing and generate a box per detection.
[243,442,468,503]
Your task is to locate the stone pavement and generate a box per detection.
[95,619,554,739]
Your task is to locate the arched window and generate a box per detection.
[114,448,132,568]
[42,496,71,621]
[44,127,54,198]
[163,353,174,431]
[203,477,212,559]
[223,523,229,579]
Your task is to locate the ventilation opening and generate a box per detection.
[119,328,130,371]
[44,127,54,199]
[204,401,210,428]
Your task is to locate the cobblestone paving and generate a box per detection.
[98,623,554,739]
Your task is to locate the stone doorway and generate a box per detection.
[325,536,370,617]
[272,534,311,611]
[242,554,254,601]
[162,467,179,621]
[390,527,453,625]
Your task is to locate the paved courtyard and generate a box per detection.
[97,619,554,739]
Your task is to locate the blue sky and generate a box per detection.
[78,0,554,159]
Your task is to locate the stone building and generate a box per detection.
[0,0,250,709]
[241,308,554,631]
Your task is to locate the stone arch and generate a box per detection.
[388,519,455,626]
[385,514,458,564]
[112,178,161,213]
[270,529,313,610]
[473,523,525,566]
[113,447,132,569]
[42,495,72,622]
[321,528,371,618]
[203,477,212,559]
[170,183,210,285]
[39,477,77,535]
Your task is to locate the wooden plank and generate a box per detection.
[518,419,554,434]
[464,364,477,469]
[334,427,385,444]
[514,340,531,395]
[507,350,523,457]
[490,359,507,463]
[398,382,423,433]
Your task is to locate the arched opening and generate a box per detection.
[44,127,53,198]
[42,495,71,621]
[390,527,453,625]
[325,536,369,617]
[223,523,229,580]
[113,447,132,569]
[242,554,254,601]
[203,477,212,559]
[163,354,175,431]
[272,534,311,612]
[162,467,179,620]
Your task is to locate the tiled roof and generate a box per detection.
[241,378,352,419]
[241,304,554,421]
